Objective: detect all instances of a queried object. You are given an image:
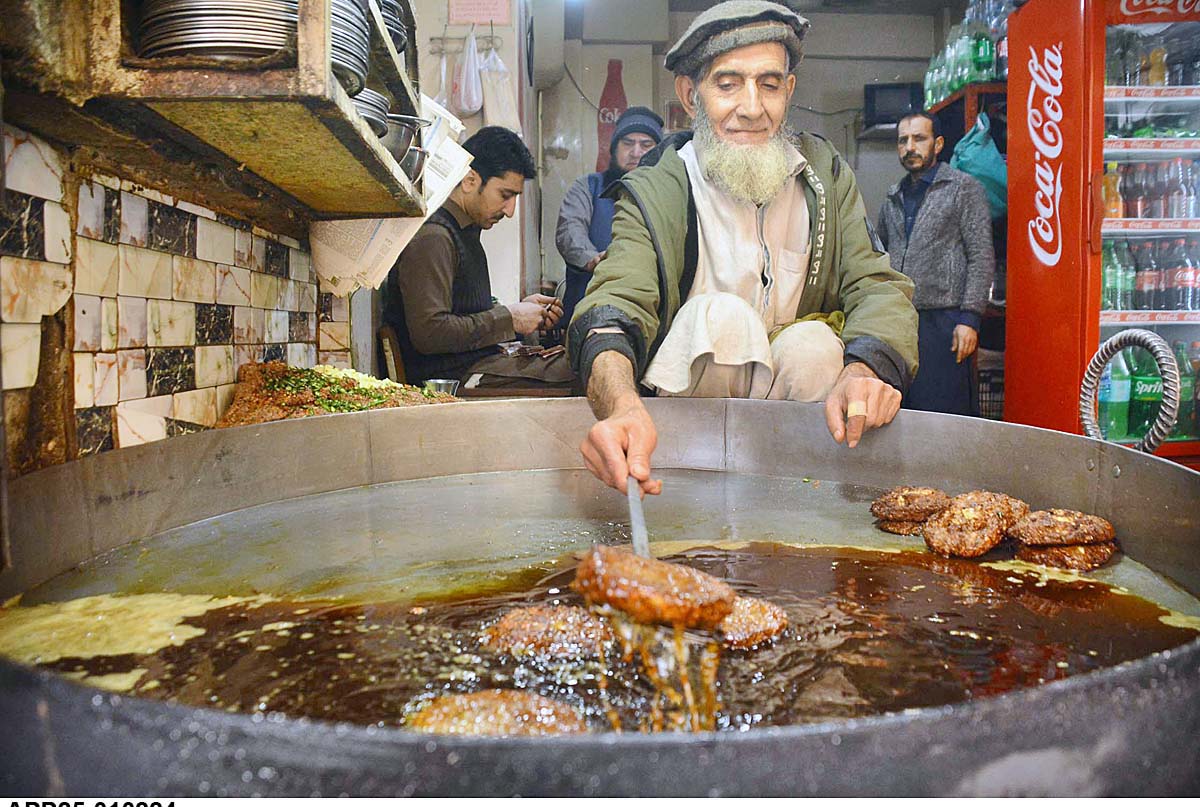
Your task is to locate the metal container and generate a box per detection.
[400,145,428,183]
[423,378,459,396]
[381,114,428,164]
[1,399,1198,796]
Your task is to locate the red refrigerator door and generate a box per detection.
[1006,0,1105,433]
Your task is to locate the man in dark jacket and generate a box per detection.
[877,111,994,415]
[382,127,572,388]
[568,0,918,496]
[556,107,664,325]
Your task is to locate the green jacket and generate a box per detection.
[566,132,919,394]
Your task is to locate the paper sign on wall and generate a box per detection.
[449,0,511,27]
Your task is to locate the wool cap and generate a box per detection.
[664,0,810,77]
[611,106,664,149]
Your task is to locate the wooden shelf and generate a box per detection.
[928,82,1007,123]
[1,0,424,238]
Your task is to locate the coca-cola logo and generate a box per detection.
[1026,42,1065,267]
[1120,0,1200,17]
[598,107,623,124]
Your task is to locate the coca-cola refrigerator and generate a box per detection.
[1006,0,1200,470]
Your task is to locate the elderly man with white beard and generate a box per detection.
[566,0,919,496]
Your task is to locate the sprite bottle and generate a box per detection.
[1172,341,1196,438]
[1099,349,1131,441]
[1128,348,1163,440]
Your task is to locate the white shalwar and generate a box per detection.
[642,141,844,401]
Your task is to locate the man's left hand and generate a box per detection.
[950,324,978,364]
[824,362,902,449]
[523,294,563,330]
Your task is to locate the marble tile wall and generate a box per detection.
[2,124,319,465]
[317,285,353,369]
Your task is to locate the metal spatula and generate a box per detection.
[626,475,651,558]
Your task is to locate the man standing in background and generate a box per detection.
[556,107,664,325]
[877,111,994,416]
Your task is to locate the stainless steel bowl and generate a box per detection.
[381,115,427,163]
[401,146,429,183]
[423,378,459,396]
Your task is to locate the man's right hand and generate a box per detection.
[580,351,662,496]
[506,301,550,335]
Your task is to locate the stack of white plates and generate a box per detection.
[331,0,372,96]
[138,0,299,59]
[352,87,390,138]
[380,0,407,52]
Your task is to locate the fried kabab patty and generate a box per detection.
[482,605,612,659]
[572,545,736,630]
[870,486,952,521]
[719,596,788,649]
[404,690,588,736]
[923,498,1006,558]
[955,490,1031,530]
[1015,541,1119,571]
[1008,509,1116,546]
[875,519,925,536]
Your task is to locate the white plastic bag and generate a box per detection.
[433,51,450,108]
[451,29,483,118]
[479,47,522,135]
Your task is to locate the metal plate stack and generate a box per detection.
[380,0,408,53]
[331,0,372,97]
[137,0,300,60]
[352,88,391,138]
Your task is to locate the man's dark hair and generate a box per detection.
[461,126,536,184]
[899,110,942,140]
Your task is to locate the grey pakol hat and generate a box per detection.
[664,0,810,77]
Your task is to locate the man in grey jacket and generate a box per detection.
[877,111,994,416]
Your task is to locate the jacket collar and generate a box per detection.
[887,161,953,199]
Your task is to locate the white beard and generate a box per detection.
[693,104,795,206]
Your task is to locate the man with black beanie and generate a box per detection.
[555,106,664,324]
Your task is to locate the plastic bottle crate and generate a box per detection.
[978,368,1004,421]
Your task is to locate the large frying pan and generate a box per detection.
[1,397,1198,796]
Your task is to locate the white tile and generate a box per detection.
[119,191,149,247]
[117,296,147,348]
[119,244,172,299]
[74,238,120,297]
[328,293,350,322]
[233,228,254,269]
[175,199,216,220]
[115,349,146,401]
[0,256,72,323]
[235,343,264,370]
[3,126,63,201]
[250,272,279,309]
[73,294,103,351]
[254,226,299,250]
[101,297,118,351]
[233,306,265,344]
[93,174,122,192]
[288,248,311,282]
[216,382,237,419]
[147,299,196,347]
[172,388,217,427]
[172,255,216,303]
[319,321,350,351]
[196,344,235,387]
[73,352,95,409]
[299,282,317,313]
[318,350,351,369]
[123,393,172,417]
[249,235,266,272]
[265,310,289,343]
[115,402,167,447]
[77,182,105,239]
[196,218,236,264]
[43,201,72,263]
[288,342,316,368]
[94,352,119,405]
[282,280,300,312]
[216,264,251,307]
[120,180,170,205]
[1,323,41,389]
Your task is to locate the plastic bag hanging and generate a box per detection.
[433,49,451,108]
[479,46,522,135]
[451,27,484,118]
[950,112,1008,219]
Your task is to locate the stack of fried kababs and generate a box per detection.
[1007,509,1119,571]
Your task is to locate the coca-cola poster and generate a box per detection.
[1106,0,1200,24]
[595,59,628,173]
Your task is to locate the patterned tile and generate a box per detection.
[172,387,217,426]
[147,201,196,256]
[94,352,119,405]
[101,297,118,351]
[118,244,173,299]
[196,218,236,264]
[118,296,148,349]
[318,350,351,369]
[319,292,334,322]
[73,352,95,408]
[176,199,216,221]
[235,343,264,370]
[1,190,46,260]
[319,321,351,352]
[73,294,102,351]
[1,256,72,323]
[172,255,216,303]
[74,237,120,297]
[263,343,286,363]
[119,191,148,247]
[217,213,250,231]
[146,347,195,396]
[248,234,266,272]
[1,322,41,389]
[102,188,121,244]
[116,349,146,401]
[299,282,317,314]
[115,400,167,447]
[77,182,105,240]
[264,239,289,277]
[166,418,210,437]
[289,311,314,342]
[287,342,316,368]
[216,263,251,306]
[3,128,64,202]
[216,382,237,419]
[233,306,265,344]
[265,309,289,343]
[76,405,115,456]
[233,228,254,269]
[288,248,311,282]
[196,303,234,345]
[43,201,72,263]
[196,344,235,387]
[147,299,196,347]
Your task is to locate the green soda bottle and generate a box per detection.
[1172,341,1196,438]
[1128,347,1163,440]
[1099,349,1131,441]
